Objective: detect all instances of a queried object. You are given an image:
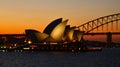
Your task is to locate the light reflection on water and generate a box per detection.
[0,48,120,67]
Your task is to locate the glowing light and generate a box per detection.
[72,50,74,52]
[50,42,58,44]
[14,44,17,46]
[23,47,30,50]
[9,46,12,49]
[2,50,5,52]
[3,46,7,48]
[24,40,27,43]
[43,42,47,44]
[28,41,32,44]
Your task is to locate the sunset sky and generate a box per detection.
[0,0,120,34]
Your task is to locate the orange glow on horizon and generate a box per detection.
[0,0,119,34]
[0,16,90,34]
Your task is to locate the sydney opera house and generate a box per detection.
[25,18,84,44]
[0,18,104,52]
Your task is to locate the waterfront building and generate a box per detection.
[25,18,84,44]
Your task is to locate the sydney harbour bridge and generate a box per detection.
[0,13,120,47]
[77,13,120,46]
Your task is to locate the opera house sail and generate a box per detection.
[25,18,84,44]
[43,18,62,34]
[50,19,68,42]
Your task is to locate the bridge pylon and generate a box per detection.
[106,32,112,47]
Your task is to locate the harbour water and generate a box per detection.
[0,48,120,67]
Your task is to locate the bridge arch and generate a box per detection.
[77,13,120,33]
